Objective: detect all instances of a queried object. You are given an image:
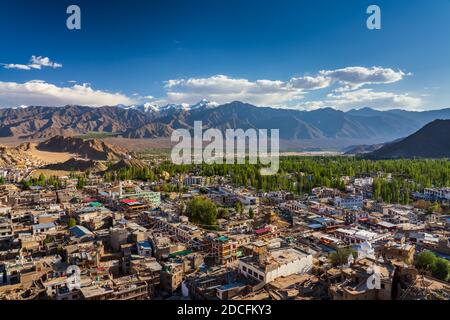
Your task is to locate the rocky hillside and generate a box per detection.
[0,144,37,167]
[42,158,108,172]
[36,135,129,161]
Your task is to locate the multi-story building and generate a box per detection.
[423,188,450,202]
[211,235,237,265]
[184,176,205,186]
[0,215,13,248]
[334,227,388,244]
[334,195,364,210]
[160,262,184,294]
[238,248,312,284]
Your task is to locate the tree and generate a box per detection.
[77,176,86,189]
[37,173,46,186]
[248,207,255,219]
[234,201,243,215]
[68,217,77,228]
[432,258,450,281]
[329,248,356,266]
[43,235,54,245]
[427,202,441,214]
[415,251,437,271]
[186,197,218,230]
[217,208,229,219]
[22,180,32,190]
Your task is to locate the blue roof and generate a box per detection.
[70,225,93,238]
[308,223,324,229]
[137,240,151,249]
[313,217,332,224]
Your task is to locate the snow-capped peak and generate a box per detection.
[142,102,159,112]
[116,99,219,113]
[116,104,132,109]
[189,99,219,110]
[12,105,29,110]
[116,103,158,113]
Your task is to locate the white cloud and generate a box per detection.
[324,89,422,111]
[29,55,62,69]
[0,80,137,108]
[163,75,304,107]
[3,64,32,70]
[320,66,406,91]
[160,67,410,108]
[2,55,62,71]
[0,65,420,111]
[289,75,332,90]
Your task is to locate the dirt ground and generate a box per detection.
[25,144,75,164]
[0,137,173,152]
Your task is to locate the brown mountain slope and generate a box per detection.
[36,135,129,161]
[122,123,174,138]
[0,145,33,167]
[42,158,108,173]
[108,158,149,171]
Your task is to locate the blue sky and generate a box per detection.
[0,0,449,110]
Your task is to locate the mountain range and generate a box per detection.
[1,101,450,150]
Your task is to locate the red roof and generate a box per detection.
[120,199,138,204]
[84,198,97,202]
[255,227,271,235]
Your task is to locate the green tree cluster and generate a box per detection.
[415,250,450,281]
[68,217,77,228]
[185,197,218,230]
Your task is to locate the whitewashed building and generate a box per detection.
[239,248,312,284]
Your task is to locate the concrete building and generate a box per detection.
[211,235,237,265]
[334,228,388,244]
[239,248,312,284]
[136,240,152,257]
[423,188,450,202]
[327,258,395,300]
[160,262,184,294]
[334,195,364,210]
[184,176,205,186]
[32,222,56,235]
